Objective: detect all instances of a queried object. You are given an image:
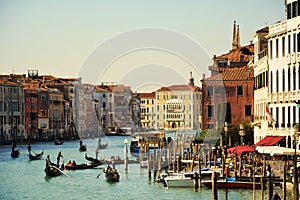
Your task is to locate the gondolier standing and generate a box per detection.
[57,151,63,165]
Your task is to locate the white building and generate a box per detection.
[253,0,300,148]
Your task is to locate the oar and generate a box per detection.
[51,165,70,178]
[96,168,106,178]
[96,172,102,178]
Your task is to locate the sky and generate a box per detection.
[0,0,285,92]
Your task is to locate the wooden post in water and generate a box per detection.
[212,171,218,200]
[194,172,199,189]
[261,157,266,200]
[283,161,287,200]
[267,164,273,200]
[208,148,211,168]
[153,148,157,181]
[198,146,202,188]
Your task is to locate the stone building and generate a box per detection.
[139,92,156,130]
[201,22,254,129]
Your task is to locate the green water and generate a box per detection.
[0,137,288,200]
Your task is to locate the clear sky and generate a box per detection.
[0,0,285,91]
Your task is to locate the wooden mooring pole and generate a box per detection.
[212,171,218,200]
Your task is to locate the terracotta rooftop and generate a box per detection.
[204,66,253,81]
[139,92,156,98]
[157,85,201,92]
[215,44,254,63]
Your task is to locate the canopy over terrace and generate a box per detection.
[256,146,300,156]
[227,145,256,155]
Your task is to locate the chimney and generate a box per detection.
[232,21,237,49]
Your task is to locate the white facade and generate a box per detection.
[254,0,300,148]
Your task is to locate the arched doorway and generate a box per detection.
[172,122,177,129]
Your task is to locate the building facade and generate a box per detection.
[253,0,300,148]
[139,92,156,130]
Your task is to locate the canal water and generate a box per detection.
[0,136,288,200]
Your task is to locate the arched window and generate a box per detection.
[288,67,291,91]
[282,68,285,91]
[293,66,296,91]
[276,70,279,92]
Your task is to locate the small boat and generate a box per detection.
[11,150,19,158]
[54,140,64,145]
[11,143,19,158]
[163,169,221,188]
[104,165,120,182]
[98,143,108,150]
[29,151,44,160]
[201,178,261,189]
[65,162,101,170]
[44,165,62,177]
[44,157,62,177]
[79,144,87,152]
[85,153,102,164]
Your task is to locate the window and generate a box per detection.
[282,37,285,57]
[102,102,106,109]
[282,69,285,91]
[288,68,291,91]
[276,38,279,58]
[208,86,214,97]
[288,35,291,54]
[237,86,243,96]
[294,33,296,52]
[276,70,279,92]
[208,105,214,118]
[103,93,106,98]
[287,3,291,19]
[245,105,251,117]
[292,1,297,18]
[269,40,273,59]
[298,33,300,52]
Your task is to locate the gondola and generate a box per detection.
[65,162,101,170]
[85,153,102,164]
[54,140,64,145]
[29,151,44,160]
[44,157,62,177]
[79,144,87,152]
[44,164,62,177]
[104,165,120,182]
[98,143,108,150]
[11,150,19,158]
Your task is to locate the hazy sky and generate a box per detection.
[0,0,285,91]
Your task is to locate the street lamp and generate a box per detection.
[124,138,128,173]
[239,124,245,145]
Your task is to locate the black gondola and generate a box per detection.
[65,162,101,170]
[44,165,62,177]
[85,153,102,164]
[44,155,63,177]
[104,165,120,182]
[54,140,64,145]
[11,143,19,158]
[11,150,19,158]
[79,144,87,152]
[29,151,44,160]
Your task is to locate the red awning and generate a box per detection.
[227,145,256,155]
[256,136,285,146]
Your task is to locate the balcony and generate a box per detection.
[269,21,287,36]
[269,91,300,103]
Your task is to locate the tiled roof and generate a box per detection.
[215,44,254,63]
[204,66,253,81]
[157,85,201,92]
[139,92,156,98]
